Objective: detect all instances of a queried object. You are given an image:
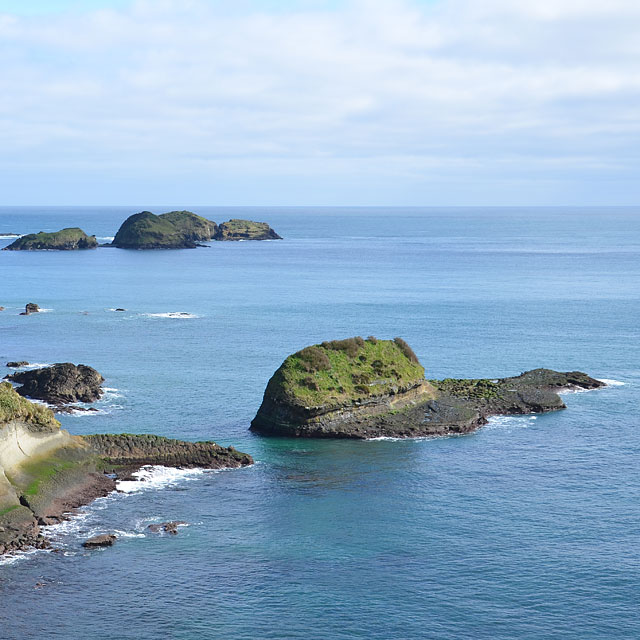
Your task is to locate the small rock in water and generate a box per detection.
[115,308,126,312]
[0,306,4,311]
[82,534,117,548]
[20,303,40,315]
[147,521,188,535]
[6,361,29,368]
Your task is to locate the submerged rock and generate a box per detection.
[214,219,281,241]
[148,521,187,535]
[3,228,98,251]
[83,534,117,548]
[6,363,105,405]
[250,337,605,439]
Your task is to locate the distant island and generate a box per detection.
[3,228,98,251]
[250,336,605,438]
[0,380,252,556]
[1,210,282,251]
[112,210,281,249]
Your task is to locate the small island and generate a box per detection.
[0,382,252,556]
[250,336,605,438]
[112,210,281,249]
[3,228,98,251]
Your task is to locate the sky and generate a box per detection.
[0,0,638,206]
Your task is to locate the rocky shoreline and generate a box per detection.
[0,383,252,557]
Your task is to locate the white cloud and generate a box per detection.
[0,0,638,204]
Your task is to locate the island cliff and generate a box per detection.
[3,228,98,251]
[250,337,605,438]
[0,383,252,555]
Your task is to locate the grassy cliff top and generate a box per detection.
[0,382,60,431]
[265,337,425,408]
[159,211,217,241]
[4,227,97,250]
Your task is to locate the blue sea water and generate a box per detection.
[0,206,638,640]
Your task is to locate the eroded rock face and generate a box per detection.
[250,338,605,439]
[214,219,281,241]
[3,228,98,251]
[6,363,104,406]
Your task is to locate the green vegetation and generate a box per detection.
[113,211,191,249]
[18,458,77,496]
[4,227,98,251]
[266,337,425,407]
[159,210,217,241]
[214,218,281,240]
[430,377,502,401]
[0,505,19,517]
[0,382,60,431]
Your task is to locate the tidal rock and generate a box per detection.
[6,363,105,405]
[148,521,188,535]
[82,534,116,548]
[20,303,40,315]
[6,361,29,368]
[115,308,126,312]
[3,228,98,251]
[214,219,281,241]
[251,337,605,439]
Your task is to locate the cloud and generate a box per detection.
[0,0,638,204]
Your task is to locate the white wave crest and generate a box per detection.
[142,312,201,319]
[0,549,38,566]
[598,378,625,387]
[116,465,205,493]
[483,414,537,430]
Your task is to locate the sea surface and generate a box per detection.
[0,206,638,639]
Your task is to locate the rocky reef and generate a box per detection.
[0,383,252,556]
[214,219,281,241]
[3,228,98,251]
[250,337,605,438]
[6,363,104,407]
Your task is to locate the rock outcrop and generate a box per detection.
[0,383,253,556]
[6,361,29,368]
[6,363,104,406]
[3,228,98,251]
[82,534,116,548]
[214,219,281,241]
[20,303,40,315]
[112,210,218,249]
[250,337,605,439]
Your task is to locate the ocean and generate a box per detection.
[0,206,638,639]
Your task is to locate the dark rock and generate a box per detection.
[115,308,126,312]
[148,521,188,535]
[3,228,98,251]
[20,303,40,315]
[82,534,116,548]
[6,363,104,405]
[214,219,281,241]
[6,361,29,368]
[0,307,4,311]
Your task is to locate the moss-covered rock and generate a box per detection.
[251,338,606,439]
[112,210,219,249]
[112,211,195,249]
[214,219,281,241]
[159,210,218,242]
[3,228,98,251]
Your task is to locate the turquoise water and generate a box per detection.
[0,207,638,639]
